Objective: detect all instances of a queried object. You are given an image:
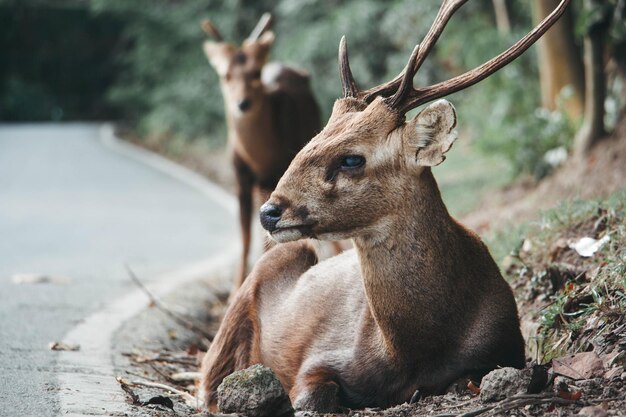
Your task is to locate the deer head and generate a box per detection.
[260,0,570,243]
[202,14,274,116]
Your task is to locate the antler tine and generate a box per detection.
[201,19,224,42]
[386,0,468,109]
[248,13,273,41]
[339,36,359,98]
[361,0,468,103]
[397,0,571,113]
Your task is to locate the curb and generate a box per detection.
[56,124,238,416]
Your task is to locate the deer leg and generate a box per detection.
[290,366,341,413]
[233,154,254,290]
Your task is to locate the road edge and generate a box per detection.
[56,124,238,416]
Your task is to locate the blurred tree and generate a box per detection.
[532,0,585,119]
[573,0,616,155]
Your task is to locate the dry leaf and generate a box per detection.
[49,341,80,351]
[604,366,623,380]
[467,380,480,395]
[553,351,604,380]
[558,388,582,401]
[568,235,610,257]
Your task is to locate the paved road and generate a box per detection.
[0,124,236,417]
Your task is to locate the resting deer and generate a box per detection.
[201,0,570,412]
[202,14,321,289]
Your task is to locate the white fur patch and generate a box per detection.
[414,123,435,149]
[271,228,305,243]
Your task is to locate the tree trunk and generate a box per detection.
[574,0,611,156]
[492,0,511,35]
[532,0,584,119]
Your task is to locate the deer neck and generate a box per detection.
[352,168,457,359]
[225,93,278,175]
[226,94,274,145]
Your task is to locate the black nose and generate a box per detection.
[238,99,252,112]
[259,203,283,232]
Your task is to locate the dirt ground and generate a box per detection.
[462,120,626,233]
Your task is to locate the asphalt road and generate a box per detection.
[0,124,236,416]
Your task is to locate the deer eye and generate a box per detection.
[340,155,365,169]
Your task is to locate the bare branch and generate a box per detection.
[125,264,214,342]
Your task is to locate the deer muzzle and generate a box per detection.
[259,202,283,232]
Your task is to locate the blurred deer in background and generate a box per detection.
[202,14,321,290]
[201,0,570,412]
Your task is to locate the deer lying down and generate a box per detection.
[200,0,570,412]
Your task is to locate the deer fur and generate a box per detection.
[203,25,321,289]
[200,97,525,412]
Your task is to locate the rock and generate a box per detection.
[479,367,529,402]
[217,364,294,417]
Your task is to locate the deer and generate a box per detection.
[200,0,570,412]
[201,14,321,290]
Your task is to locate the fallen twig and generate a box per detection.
[123,350,198,366]
[117,376,200,409]
[149,363,177,384]
[125,264,214,341]
[171,371,201,382]
[447,393,580,417]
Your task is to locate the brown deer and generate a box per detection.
[202,14,321,289]
[200,0,570,412]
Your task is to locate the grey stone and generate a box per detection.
[217,364,294,417]
[479,367,529,402]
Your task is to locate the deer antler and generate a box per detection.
[339,0,572,114]
[339,37,359,98]
[201,19,223,42]
[248,13,273,41]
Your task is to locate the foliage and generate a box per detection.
[88,1,233,140]
[3,0,622,174]
[0,1,125,121]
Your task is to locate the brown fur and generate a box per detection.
[203,26,321,290]
[200,240,318,409]
[200,98,525,412]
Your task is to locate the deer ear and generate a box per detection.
[404,99,457,167]
[203,41,234,77]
